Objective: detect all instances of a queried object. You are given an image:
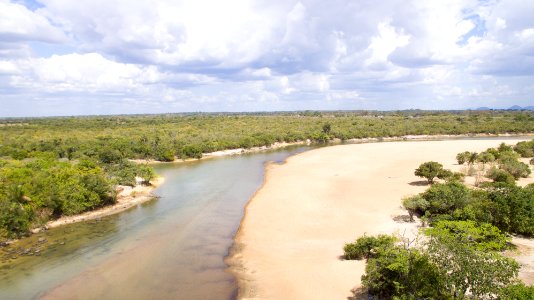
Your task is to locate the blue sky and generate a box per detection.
[1,0,533,117]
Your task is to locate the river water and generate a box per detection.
[0,146,311,299]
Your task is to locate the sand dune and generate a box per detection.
[228,138,531,299]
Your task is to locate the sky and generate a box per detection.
[1,0,533,117]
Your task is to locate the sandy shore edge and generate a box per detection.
[227,137,534,299]
[132,133,534,165]
[32,177,165,231]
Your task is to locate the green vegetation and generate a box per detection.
[414,161,447,184]
[361,239,447,299]
[2,111,534,163]
[343,234,396,260]
[351,222,521,299]
[351,139,534,298]
[1,111,533,241]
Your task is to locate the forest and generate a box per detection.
[345,139,534,299]
[1,110,534,243]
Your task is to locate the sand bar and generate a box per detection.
[228,138,532,299]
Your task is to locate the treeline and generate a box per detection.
[0,154,154,242]
[1,110,533,162]
[348,139,534,299]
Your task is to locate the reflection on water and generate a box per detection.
[0,146,311,300]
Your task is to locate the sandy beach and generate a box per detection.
[228,138,533,299]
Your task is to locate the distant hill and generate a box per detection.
[475,105,534,111]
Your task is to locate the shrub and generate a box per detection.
[344,234,396,260]
[513,140,534,157]
[402,195,429,222]
[487,167,516,185]
[456,151,471,165]
[421,181,471,216]
[362,245,447,299]
[414,161,445,184]
[499,159,531,179]
[500,283,534,299]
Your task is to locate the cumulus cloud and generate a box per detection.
[1,0,534,116]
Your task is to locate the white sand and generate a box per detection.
[228,138,532,299]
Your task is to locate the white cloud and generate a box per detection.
[0,1,66,44]
[2,0,534,116]
[365,21,410,67]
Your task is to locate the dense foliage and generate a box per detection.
[353,139,534,298]
[2,111,533,162]
[343,234,396,260]
[353,222,521,299]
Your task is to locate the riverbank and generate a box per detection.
[227,138,532,299]
[41,177,164,230]
[131,133,534,165]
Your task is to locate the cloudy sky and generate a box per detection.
[1,0,533,116]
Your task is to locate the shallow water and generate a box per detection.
[0,146,311,299]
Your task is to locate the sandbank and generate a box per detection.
[228,138,532,299]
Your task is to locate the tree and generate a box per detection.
[437,168,453,181]
[468,152,479,165]
[402,195,428,222]
[514,140,534,157]
[486,167,515,185]
[421,181,471,217]
[343,234,396,260]
[361,235,448,299]
[477,151,495,165]
[500,283,534,299]
[137,164,155,185]
[424,220,509,252]
[414,161,445,184]
[499,159,531,179]
[322,123,331,134]
[425,222,519,299]
[456,151,471,165]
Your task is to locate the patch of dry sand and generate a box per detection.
[228,138,532,300]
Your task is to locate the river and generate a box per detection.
[0,146,311,299]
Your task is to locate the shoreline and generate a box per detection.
[226,137,533,299]
[27,177,164,234]
[131,132,534,165]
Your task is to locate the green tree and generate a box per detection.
[477,151,495,165]
[425,222,519,299]
[500,283,534,299]
[137,164,155,185]
[486,167,516,185]
[468,152,479,165]
[343,234,396,260]
[361,237,448,299]
[322,123,331,134]
[513,140,534,157]
[414,161,445,184]
[456,151,471,165]
[499,159,531,179]
[402,195,428,222]
[421,181,471,217]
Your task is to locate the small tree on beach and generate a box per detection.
[468,152,478,165]
[477,151,495,165]
[415,161,445,184]
[402,195,429,222]
[137,164,155,185]
[456,151,471,165]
